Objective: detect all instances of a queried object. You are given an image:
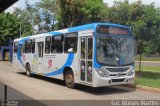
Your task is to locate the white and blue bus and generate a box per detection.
[13,23,135,88]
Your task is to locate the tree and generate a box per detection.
[35,0,57,32]
[56,0,105,29]
[0,13,19,45]
[104,1,130,25]
[13,6,34,37]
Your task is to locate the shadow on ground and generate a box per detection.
[17,72,136,96]
[0,82,46,106]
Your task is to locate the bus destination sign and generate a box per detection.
[97,25,129,35]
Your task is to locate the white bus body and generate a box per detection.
[13,23,135,88]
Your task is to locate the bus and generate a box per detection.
[13,23,135,88]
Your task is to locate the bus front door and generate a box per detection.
[36,41,44,74]
[80,37,93,83]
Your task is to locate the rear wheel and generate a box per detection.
[26,64,32,77]
[65,70,76,88]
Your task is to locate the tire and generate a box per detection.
[65,70,76,88]
[26,64,32,77]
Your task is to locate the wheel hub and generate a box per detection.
[66,74,73,84]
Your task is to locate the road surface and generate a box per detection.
[0,62,160,106]
[135,61,160,67]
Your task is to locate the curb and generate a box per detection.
[123,84,160,93]
[136,85,160,93]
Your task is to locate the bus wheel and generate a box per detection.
[26,64,32,77]
[65,70,75,88]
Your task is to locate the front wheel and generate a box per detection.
[26,64,32,77]
[65,70,76,88]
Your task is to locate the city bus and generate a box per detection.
[13,23,135,88]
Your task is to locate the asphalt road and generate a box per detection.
[135,61,160,67]
[0,62,160,106]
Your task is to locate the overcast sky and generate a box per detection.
[5,0,160,13]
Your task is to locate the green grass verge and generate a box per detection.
[135,65,160,88]
[135,55,160,61]
[135,65,160,72]
[135,71,160,88]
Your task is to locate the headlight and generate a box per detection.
[96,68,109,77]
[128,68,135,76]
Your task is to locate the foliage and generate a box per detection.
[56,0,104,29]
[12,1,35,37]
[35,0,57,32]
[0,13,19,45]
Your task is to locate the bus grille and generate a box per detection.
[111,78,125,83]
[105,67,130,72]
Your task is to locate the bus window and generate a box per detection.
[14,42,18,53]
[64,32,78,53]
[45,36,51,54]
[25,40,32,53]
[51,35,63,53]
[32,39,35,53]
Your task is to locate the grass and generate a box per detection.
[135,71,160,88]
[135,55,160,61]
[135,65,160,72]
[135,64,160,88]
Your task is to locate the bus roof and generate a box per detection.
[14,23,130,42]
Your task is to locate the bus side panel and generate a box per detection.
[24,54,35,72]
[43,54,68,79]
[12,53,19,68]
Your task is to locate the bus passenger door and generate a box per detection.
[36,41,44,74]
[80,37,93,83]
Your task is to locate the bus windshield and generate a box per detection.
[96,36,134,66]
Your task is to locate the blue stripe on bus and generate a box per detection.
[44,53,74,76]
[18,36,30,44]
[17,36,30,67]
[68,23,96,32]
[48,31,63,35]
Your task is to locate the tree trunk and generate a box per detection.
[139,53,142,72]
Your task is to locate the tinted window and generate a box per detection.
[25,40,32,53]
[51,35,63,53]
[32,39,35,53]
[45,36,51,54]
[14,42,18,53]
[64,33,78,53]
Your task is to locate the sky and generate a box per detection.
[5,0,160,13]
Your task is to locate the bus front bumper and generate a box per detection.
[93,71,135,87]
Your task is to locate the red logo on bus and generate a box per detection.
[48,59,52,67]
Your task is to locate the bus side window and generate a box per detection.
[14,42,18,54]
[45,36,51,54]
[31,39,35,53]
[51,35,63,53]
[25,40,32,53]
[64,32,78,53]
